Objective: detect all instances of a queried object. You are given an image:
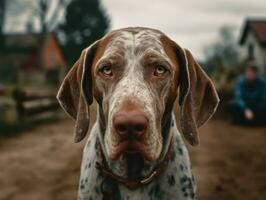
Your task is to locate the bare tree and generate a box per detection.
[0,0,6,34]
[39,0,48,33]
[37,0,68,33]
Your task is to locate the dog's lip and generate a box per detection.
[118,140,145,153]
[125,140,145,153]
[111,140,150,160]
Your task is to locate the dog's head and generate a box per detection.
[57,27,219,162]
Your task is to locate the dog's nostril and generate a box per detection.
[134,124,146,132]
[116,124,127,133]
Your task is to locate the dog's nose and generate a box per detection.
[113,111,148,140]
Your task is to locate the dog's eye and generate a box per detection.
[154,65,167,76]
[100,66,113,76]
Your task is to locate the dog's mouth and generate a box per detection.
[111,140,152,161]
[117,140,145,153]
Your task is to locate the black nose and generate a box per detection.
[113,112,148,140]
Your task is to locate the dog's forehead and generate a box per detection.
[102,28,166,57]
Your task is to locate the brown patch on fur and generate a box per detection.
[56,45,99,142]
[159,35,181,111]
[90,34,115,103]
[160,34,219,145]
[179,49,220,145]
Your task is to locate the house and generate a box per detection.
[239,19,266,73]
[0,32,66,85]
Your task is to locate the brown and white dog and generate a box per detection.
[57,27,219,200]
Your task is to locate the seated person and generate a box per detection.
[232,65,266,125]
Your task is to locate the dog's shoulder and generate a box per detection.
[78,125,103,199]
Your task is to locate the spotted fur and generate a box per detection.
[79,28,197,199]
[57,27,218,200]
[78,117,197,200]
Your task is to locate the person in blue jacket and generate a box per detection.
[232,65,266,125]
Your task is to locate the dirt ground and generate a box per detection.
[0,117,265,200]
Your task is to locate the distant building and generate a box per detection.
[0,32,65,85]
[239,19,266,73]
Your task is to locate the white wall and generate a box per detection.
[239,30,266,73]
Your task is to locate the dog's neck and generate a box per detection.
[96,106,174,179]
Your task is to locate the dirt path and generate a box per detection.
[188,120,266,200]
[0,119,265,200]
[0,119,83,200]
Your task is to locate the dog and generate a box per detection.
[57,27,219,200]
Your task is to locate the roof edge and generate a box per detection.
[239,18,266,45]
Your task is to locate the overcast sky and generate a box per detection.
[102,0,266,59]
[5,0,266,59]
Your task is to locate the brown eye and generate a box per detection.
[100,66,113,76]
[154,65,167,76]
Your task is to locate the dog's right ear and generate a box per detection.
[57,40,99,143]
[177,48,219,146]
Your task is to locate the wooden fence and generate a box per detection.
[12,88,60,120]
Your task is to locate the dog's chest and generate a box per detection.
[78,127,196,200]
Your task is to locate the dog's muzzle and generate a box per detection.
[113,109,148,154]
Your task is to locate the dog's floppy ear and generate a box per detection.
[178,48,219,145]
[57,40,99,142]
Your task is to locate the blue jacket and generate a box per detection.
[235,75,266,110]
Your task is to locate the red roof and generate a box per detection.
[239,19,266,46]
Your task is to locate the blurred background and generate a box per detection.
[0,0,265,199]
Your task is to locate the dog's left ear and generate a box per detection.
[178,48,219,145]
[57,40,99,143]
